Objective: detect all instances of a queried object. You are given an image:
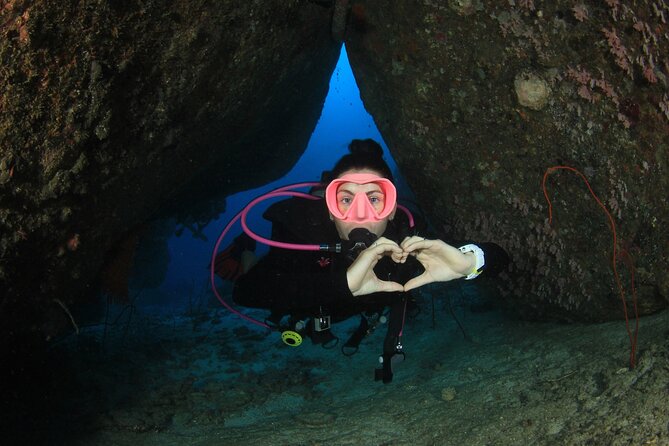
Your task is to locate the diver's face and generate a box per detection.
[329,169,396,240]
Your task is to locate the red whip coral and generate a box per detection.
[542,166,639,369]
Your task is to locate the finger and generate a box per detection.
[403,272,433,291]
[399,235,421,249]
[369,240,403,256]
[373,237,401,249]
[390,250,404,263]
[376,280,405,293]
[401,236,431,252]
[403,241,430,255]
[392,250,409,263]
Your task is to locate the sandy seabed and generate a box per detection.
[28,286,669,446]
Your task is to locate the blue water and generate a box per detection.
[149,46,411,307]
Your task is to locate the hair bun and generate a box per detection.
[331,138,394,181]
[348,139,384,159]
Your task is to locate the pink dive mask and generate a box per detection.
[325,173,397,223]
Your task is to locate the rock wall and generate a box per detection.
[345,0,668,321]
[0,0,340,339]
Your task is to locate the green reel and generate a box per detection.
[281,330,303,347]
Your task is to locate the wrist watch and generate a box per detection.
[458,244,485,280]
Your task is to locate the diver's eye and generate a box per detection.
[340,196,352,205]
[368,194,384,206]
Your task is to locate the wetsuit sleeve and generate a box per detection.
[475,242,510,277]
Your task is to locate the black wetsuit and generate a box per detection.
[233,197,420,322]
[232,196,508,380]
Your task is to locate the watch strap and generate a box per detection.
[458,244,485,280]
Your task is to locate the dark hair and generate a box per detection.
[329,139,394,182]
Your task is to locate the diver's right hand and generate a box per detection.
[346,237,404,296]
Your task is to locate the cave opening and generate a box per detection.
[125,45,413,315]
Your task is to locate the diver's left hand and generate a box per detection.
[399,236,476,291]
[347,237,405,296]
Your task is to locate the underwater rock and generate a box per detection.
[514,72,551,111]
[345,0,669,321]
[441,386,457,401]
[0,1,340,344]
[448,0,483,16]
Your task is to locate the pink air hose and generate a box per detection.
[240,191,322,251]
[209,182,415,329]
[209,182,321,329]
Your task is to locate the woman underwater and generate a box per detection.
[228,139,508,382]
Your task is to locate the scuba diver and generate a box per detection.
[212,139,508,383]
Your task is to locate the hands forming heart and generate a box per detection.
[346,236,477,297]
